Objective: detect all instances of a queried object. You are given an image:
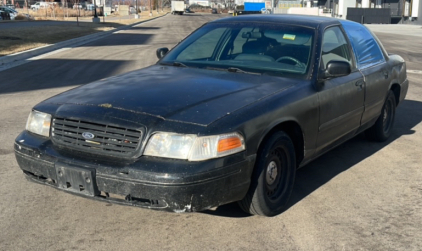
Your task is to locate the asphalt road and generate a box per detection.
[1,15,422,251]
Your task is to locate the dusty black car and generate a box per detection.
[15,15,408,216]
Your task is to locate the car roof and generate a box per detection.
[211,14,341,29]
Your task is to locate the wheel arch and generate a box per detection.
[257,120,304,168]
[390,83,401,106]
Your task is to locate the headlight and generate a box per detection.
[144,132,245,161]
[26,110,52,137]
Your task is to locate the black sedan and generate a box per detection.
[15,15,408,216]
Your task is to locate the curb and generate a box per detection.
[0,13,168,67]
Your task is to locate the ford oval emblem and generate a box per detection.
[82,132,95,139]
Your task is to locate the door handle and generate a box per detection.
[383,70,389,79]
[355,80,365,88]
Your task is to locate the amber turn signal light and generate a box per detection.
[218,137,243,153]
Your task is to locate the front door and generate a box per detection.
[316,26,365,152]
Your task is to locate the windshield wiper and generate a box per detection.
[159,62,189,68]
[227,67,261,75]
[206,66,261,75]
[172,62,188,68]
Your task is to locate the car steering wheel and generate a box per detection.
[276,56,305,68]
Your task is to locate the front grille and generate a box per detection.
[51,117,142,157]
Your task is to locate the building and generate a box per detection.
[188,0,209,6]
[315,0,421,24]
[234,0,265,5]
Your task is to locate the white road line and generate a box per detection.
[407,70,422,75]
[28,48,72,60]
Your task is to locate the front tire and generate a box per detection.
[365,90,396,142]
[238,131,296,216]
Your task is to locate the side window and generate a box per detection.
[340,21,385,69]
[176,28,227,61]
[321,26,352,69]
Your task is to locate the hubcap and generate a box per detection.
[266,161,278,185]
[383,100,392,133]
[383,109,388,122]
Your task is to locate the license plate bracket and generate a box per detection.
[55,163,99,197]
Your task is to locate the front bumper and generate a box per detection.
[15,131,256,212]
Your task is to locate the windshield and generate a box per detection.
[160,22,315,78]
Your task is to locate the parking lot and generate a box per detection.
[0,14,421,250]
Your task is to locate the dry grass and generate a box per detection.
[0,11,168,57]
[16,7,169,19]
[19,7,103,18]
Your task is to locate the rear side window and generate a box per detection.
[340,21,385,69]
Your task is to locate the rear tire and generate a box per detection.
[238,131,296,216]
[365,90,396,142]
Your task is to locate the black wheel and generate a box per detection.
[365,90,396,142]
[238,131,296,216]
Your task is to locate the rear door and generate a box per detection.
[340,21,390,126]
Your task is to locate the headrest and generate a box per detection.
[242,40,266,54]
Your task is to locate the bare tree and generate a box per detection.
[162,0,170,9]
[61,0,66,19]
[25,0,30,19]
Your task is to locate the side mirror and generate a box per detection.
[156,47,169,60]
[320,60,351,79]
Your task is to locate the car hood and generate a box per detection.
[39,65,297,126]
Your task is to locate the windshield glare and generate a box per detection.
[161,22,315,78]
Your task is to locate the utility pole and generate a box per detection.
[271,0,274,14]
[135,0,139,18]
[92,0,100,22]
